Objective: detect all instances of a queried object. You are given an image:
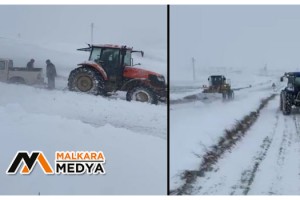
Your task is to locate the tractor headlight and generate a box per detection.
[149,74,165,87]
[157,76,165,83]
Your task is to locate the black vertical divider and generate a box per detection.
[167,4,170,195]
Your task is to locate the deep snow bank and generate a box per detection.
[0,83,167,139]
[0,103,166,195]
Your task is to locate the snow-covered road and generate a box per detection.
[171,83,300,195]
[190,96,300,195]
[170,79,279,188]
[170,70,300,195]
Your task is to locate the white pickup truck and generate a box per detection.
[0,58,44,85]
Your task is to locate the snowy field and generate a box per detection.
[0,37,167,195]
[169,68,300,194]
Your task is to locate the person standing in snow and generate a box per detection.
[46,59,56,89]
[26,59,35,70]
[272,82,277,91]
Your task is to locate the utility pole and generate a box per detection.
[192,57,196,81]
[91,23,94,45]
[264,63,268,75]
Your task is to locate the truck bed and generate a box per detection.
[9,67,42,72]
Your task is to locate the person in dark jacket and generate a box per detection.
[26,59,35,70]
[46,59,56,89]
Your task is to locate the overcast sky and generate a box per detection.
[0,5,166,48]
[171,5,300,81]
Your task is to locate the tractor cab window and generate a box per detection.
[89,47,120,68]
[123,50,131,66]
[100,48,120,68]
[8,60,13,68]
[89,47,101,63]
[295,77,300,86]
[211,76,223,85]
[0,61,5,70]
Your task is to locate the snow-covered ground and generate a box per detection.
[170,68,297,194]
[192,96,300,195]
[0,37,167,195]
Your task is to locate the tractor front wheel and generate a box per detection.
[126,86,158,104]
[282,93,292,115]
[280,94,283,111]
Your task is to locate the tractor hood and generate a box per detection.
[123,66,162,79]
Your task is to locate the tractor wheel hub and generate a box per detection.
[134,91,150,102]
[77,76,93,92]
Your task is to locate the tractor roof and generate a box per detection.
[285,72,300,77]
[78,44,133,51]
[92,44,133,50]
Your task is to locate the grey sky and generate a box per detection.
[171,5,300,81]
[0,5,166,48]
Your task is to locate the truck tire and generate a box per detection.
[283,93,292,115]
[68,66,105,95]
[9,77,25,84]
[126,86,158,104]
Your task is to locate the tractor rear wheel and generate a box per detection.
[68,67,105,95]
[282,93,292,115]
[280,94,283,111]
[126,86,158,104]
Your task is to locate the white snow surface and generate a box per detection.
[192,96,300,195]
[170,69,291,194]
[0,83,166,195]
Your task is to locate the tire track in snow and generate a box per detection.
[231,109,298,195]
[276,118,291,166]
[196,98,279,195]
[171,94,276,195]
[293,114,300,193]
[196,96,280,195]
[230,111,279,195]
[81,119,166,139]
[266,116,292,195]
[235,108,300,195]
[293,114,300,141]
[174,94,300,195]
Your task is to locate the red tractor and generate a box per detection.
[68,44,167,104]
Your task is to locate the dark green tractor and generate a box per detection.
[280,72,300,115]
